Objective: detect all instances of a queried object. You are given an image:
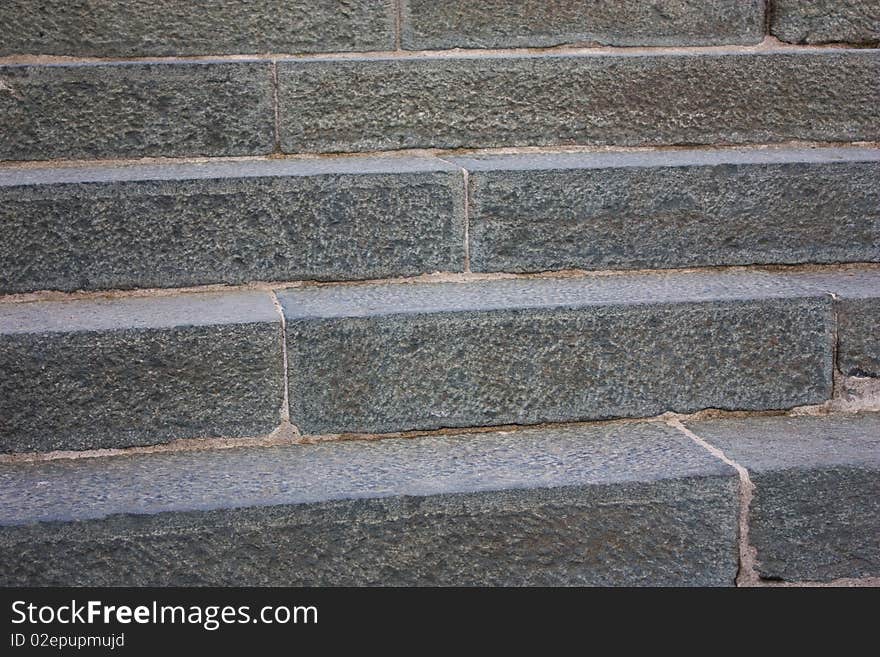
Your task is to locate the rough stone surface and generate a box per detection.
[782,270,880,377]
[0,62,274,161]
[279,271,833,434]
[686,413,880,582]
[771,0,880,44]
[401,0,764,49]
[0,292,283,453]
[277,50,880,153]
[0,0,395,56]
[0,422,739,586]
[454,147,880,273]
[0,157,465,293]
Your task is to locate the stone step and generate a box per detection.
[0,291,283,453]
[686,412,880,582]
[2,49,877,162]
[0,0,395,57]
[278,49,879,155]
[0,157,465,294]
[454,146,880,274]
[771,0,880,45]
[4,270,875,453]
[400,0,764,49]
[3,147,876,295]
[279,270,833,435]
[0,421,741,586]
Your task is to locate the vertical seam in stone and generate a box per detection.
[829,292,843,397]
[271,59,281,153]
[668,418,760,587]
[394,0,403,51]
[461,167,471,272]
[271,290,291,424]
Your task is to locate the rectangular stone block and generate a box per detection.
[686,413,880,582]
[0,62,275,161]
[279,271,833,434]
[278,50,880,153]
[0,292,283,453]
[453,147,880,273]
[0,157,465,293]
[0,422,739,586]
[401,0,764,49]
[771,0,880,44]
[0,0,395,56]
[783,270,880,377]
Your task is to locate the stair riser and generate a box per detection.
[0,0,395,57]
[2,51,877,162]
[286,296,832,434]
[401,0,764,49]
[278,51,880,155]
[463,153,880,273]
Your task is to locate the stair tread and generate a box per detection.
[278,270,826,320]
[0,421,733,526]
[0,290,278,334]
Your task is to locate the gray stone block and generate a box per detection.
[278,50,880,153]
[279,271,833,434]
[0,422,739,585]
[771,0,880,44]
[0,157,465,293]
[452,147,880,273]
[686,413,880,582]
[0,0,394,57]
[0,292,283,453]
[0,62,274,161]
[781,270,880,377]
[401,0,764,49]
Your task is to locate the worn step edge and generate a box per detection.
[0,421,740,586]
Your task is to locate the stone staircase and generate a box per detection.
[0,0,878,586]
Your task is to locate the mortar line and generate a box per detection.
[435,155,471,272]
[270,290,291,424]
[0,38,876,66]
[2,139,879,171]
[667,418,760,587]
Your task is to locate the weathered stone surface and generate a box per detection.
[453,147,880,273]
[782,270,880,377]
[401,0,764,49]
[277,50,880,153]
[0,157,465,293]
[279,271,833,434]
[0,62,274,161]
[0,292,283,453]
[686,413,880,582]
[0,0,395,56]
[0,422,739,586]
[771,0,880,44]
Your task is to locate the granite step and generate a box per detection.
[2,49,877,162]
[686,412,880,582]
[0,421,740,586]
[0,156,465,294]
[278,270,834,435]
[3,147,878,295]
[0,291,284,453]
